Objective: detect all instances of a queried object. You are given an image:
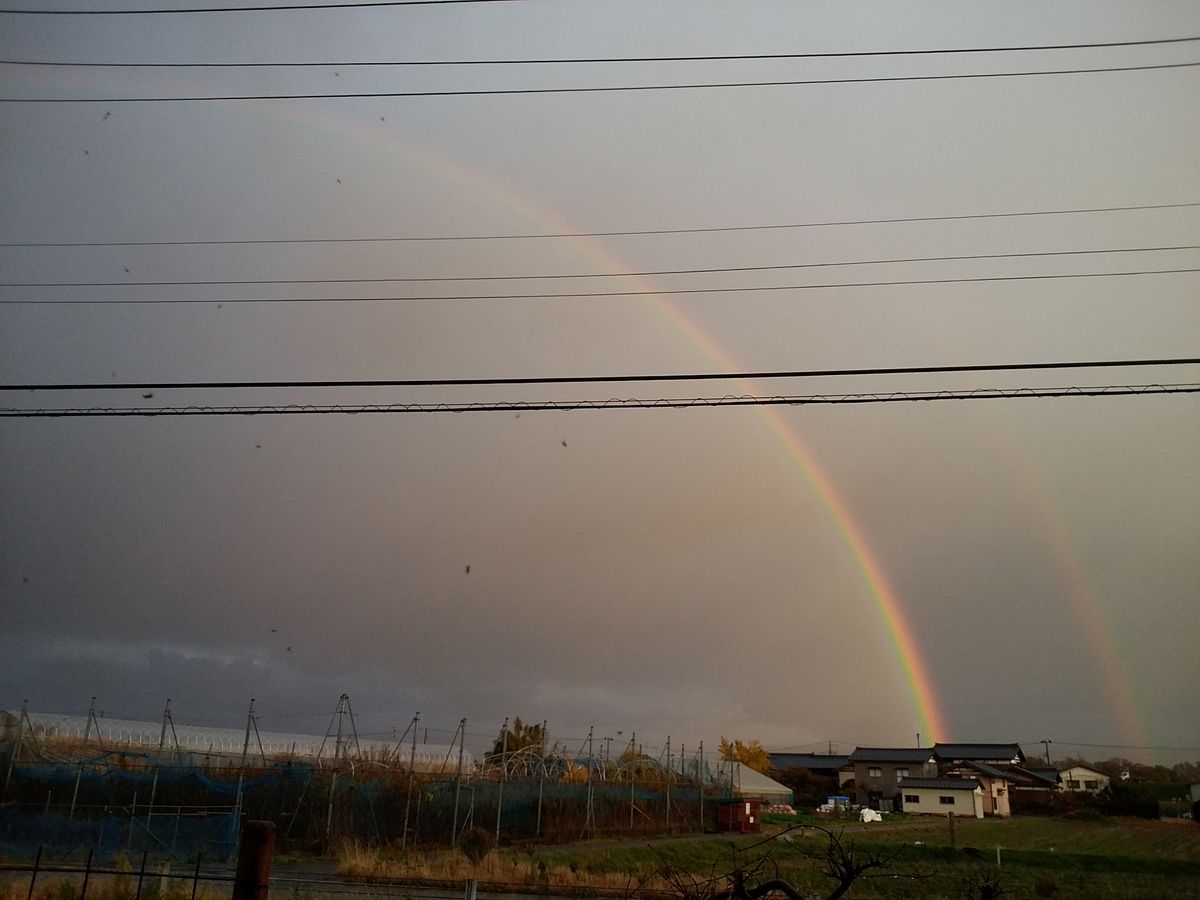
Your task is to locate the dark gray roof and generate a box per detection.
[934,743,1025,763]
[850,747,937,763]
[769,753,851,771]
[1008,765,1060,787]
[951,760,1012,781]
[898,777,981,791]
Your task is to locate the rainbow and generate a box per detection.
[271,108,951,743]
[33,63,951,741]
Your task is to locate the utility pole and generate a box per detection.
[1041,739,1052,766]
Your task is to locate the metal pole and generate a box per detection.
[3,699,28,799]
[134,850,148,900]
[25,846,41,900]
[325,695,347,839]
[401,712,419,852]
[450,719,466,848]
[495,717,508,844]
[190,854,201,900]
[80,847,94,900]
[71,697,98,818]
[147,700,171,834]
[128,791,137,853]
[235,700,255,833]
[585,726,594,838]
[697,741,704,832]
[665,736,671,834]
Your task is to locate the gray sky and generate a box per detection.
[2,0,1198,765]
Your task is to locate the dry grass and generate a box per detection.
[337,841,673,895]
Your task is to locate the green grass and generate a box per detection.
[515,816,1200,899]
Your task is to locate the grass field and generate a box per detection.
[340,815,1200,899]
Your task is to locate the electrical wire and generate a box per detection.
[6,266,1197,303]
[5,200,1196,248]
[5,60,1199,102]
[3,383,1196,416]
[5,35,1199,66]
[5,356,1197,393]
[4,243,1196,288]
[0,0,522,13]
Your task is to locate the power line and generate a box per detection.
[6,357,1197,393]
[4,243,1195,289]
[6,266,1197,303]
[5,60,1198,103]
[6,201,1196,249]
[6,34,1198,66]
[3,383,1196,417]
[1035,740,1200,753]
[0,0,521,14]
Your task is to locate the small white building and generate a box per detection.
[898,777,984,818]
[1059,766,1110,793]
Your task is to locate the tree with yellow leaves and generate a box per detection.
[718,736,771,774]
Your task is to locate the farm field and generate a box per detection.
[337,816,1200,900]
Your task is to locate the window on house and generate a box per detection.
[904,794,919,804]
[896,768,909,778]
[1084,780,1099,790]
[1067,779,1080,788]
[868,767,882,778]
[939,796,955,805]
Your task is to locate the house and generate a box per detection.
[848,747,938,810]
[934,743,1025,767]
[899,777,984,818]
[943,761,1013,817]
[1060,765,1110,793]
[1004,765,1060,812]
[768,752,854,788]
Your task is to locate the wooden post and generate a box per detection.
[232,821,275,900]
[947,811,956,849]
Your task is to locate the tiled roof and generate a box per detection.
[1007,765,1060,787]
[898,777,981,791]
[769,753,851,771]
[951,760,1012,780]
[934,743,1024,763]
[849,747,937,763]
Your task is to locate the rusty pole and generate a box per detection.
[232,821,275,900]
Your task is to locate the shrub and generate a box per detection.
[459,827,493,864]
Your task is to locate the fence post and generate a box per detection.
[232,821,275,900]
[26,846,42,900]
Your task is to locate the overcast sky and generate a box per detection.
[1,1,1198,765]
